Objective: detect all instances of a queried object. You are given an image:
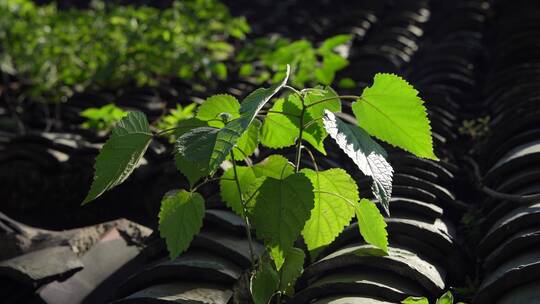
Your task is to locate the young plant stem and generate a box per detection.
[294,96,307,173]
[191,177,233,192]
[284,85,304,101]
[153,119,223,137]
[303,146,319,172]
[230,151,256,264]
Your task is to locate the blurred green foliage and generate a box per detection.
[80,103,127,132]
[236,34,352,87]
[0,0,250,102]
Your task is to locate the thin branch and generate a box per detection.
[303,116,324,129]
[190,177,228,192]
[294,94,307,172]
[232,146,253,166]
[283,85,303,101]
[302,146,319,172]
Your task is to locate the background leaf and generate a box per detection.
[83,111,152,204]
[353,73,436,160]
[158,190,205,259]
[301,168,357,252]
[323,110,393,214]
[356,199,388,253]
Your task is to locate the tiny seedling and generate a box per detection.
[82,65,436,303]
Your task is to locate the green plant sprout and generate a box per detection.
[82,65,436,303]
[80,103,127,132]
[403,291,467,304]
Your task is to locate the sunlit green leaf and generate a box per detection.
[196,94,240,128]
[323,110,393,214]
[356,199,388,253]
[301,168,357,252]
[353,73,437,160]
[83,112,152,204]
[158,190,205,259]
[253,173,314,259]
[402,297,429,304]
[436,291,454,304]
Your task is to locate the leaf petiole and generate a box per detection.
[230,150,256,264]
[305,95,360,109]
[314,190,357,207]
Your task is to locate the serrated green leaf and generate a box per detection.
[260,98,298,149]
[353,73,437,160]
[304,86,341,120]
[176,68,290,185]
[252,154,294,179]
[356,199,388,253]
[206,66,290,174]
[436,291,454,304]
[279,247,305,296]
[402,297,429,304]
[172,117,208,138]
[83,111,152,204]
[220,166,263,218]
[158,190,205,259]
[251,259,279,304]
[240,64,290,124]
[301,168,357,252]
[261,91,334,154]
[253,173,314,259]
[323,110,393,214]
[220,155,294,219]
[285,95,327,154]
[196,94,240,128]
[175,127,220,187]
